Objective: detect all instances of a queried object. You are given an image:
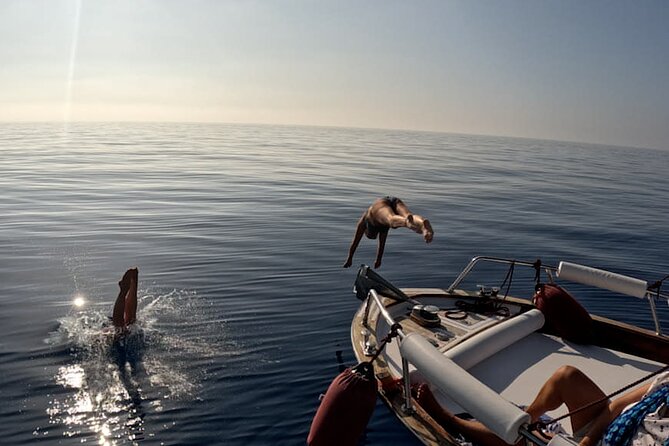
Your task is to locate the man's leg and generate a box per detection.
[413,366,608,446]
[391,199,431,238]
[413,384,510,446]
[525,365,608,433]
[391,198,412,217]
[373,203,409,228]
[124,268,138,326]
[112,270,132,327]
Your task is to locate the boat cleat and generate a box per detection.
[477,284,499,298]
[361,328,377,356]
[434,328,453,341]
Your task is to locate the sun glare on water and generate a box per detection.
[73,295,86,307]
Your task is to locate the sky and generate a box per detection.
[1,0,668,149]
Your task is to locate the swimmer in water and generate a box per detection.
[111,267,138,330]
[343,197,433,269]
[105,268,145,405]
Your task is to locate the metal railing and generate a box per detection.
[446,256,668,336]
[446,256,557,293]
[363,289,413,412]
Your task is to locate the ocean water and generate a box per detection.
[1,122,668,446]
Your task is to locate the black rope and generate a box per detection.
[532,259,542,289]
[453,299,510,317]
[444,308,469,320]
[446,261,516,318]
[499,261,515,301]
[647,274,669,291]
[528,364,669,432]
[442,261,522,321]
[647,274,669,314]
[368,323,402,363]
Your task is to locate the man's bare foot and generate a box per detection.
[119,269,134,289]
[412,383,435,407]
[412,383,454,427]
[423,219,434,243]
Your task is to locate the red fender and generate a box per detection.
[307,363,377,446]
[534,283,593,344]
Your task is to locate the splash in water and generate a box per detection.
[45,287,223,444]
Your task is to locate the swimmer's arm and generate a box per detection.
[374,231,387,269]
[343,216,366,268]
[579,383,650,446]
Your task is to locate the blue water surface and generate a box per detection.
[0,122,667,445]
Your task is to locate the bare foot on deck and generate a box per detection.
[412,383,455,428]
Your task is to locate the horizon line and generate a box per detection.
[0,119,663,152]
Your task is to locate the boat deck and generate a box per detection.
[445,332,660,434]
[356,290,664,437]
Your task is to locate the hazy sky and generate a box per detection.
[1,0,668,149]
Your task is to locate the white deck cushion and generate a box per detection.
[557,262,648,299]
[400,332,530,444]
[445,309,545,369]
[468,332,663,434]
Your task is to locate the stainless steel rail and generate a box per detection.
[363,289,413,412]
[447,256,668,336]
[364,289,406,336]
[446,256,557,293]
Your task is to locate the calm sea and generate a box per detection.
[1,122,667,445]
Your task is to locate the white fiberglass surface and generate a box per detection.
[426,332,661,434]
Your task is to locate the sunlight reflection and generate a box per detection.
[50,336,146,445]
[47,287,221,443]
[57,364,85,388]
[73,294,86,308]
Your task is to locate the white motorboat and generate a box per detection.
[349,257,669,446]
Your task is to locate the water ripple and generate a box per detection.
[1,123,668,445]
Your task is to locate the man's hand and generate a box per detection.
[343,259,353,268]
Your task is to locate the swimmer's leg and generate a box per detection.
[394,199,431,239]
[112,269,133,327]
[379,198,416,228]
[124,268,138,326]
[392,198,412,217]
[373,203,409,228]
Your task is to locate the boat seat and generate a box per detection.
[380,309,545,385]
[445,309,545,370]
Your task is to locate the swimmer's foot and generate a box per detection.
[422,219,434,243]
[119,268,135,289]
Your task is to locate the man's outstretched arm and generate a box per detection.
[343,217,366,268]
